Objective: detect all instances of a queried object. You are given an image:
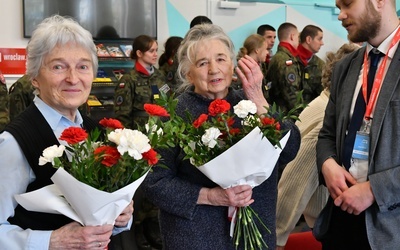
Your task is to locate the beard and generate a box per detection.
[345,1,381,43]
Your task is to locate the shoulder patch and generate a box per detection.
[285,60,293,66]
[115,96,124,105]
[118,82,125,88]
[287,73,296,83]
[166,71,174,81]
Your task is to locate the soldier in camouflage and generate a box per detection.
[8,75,35,121]
[0,71,9,131]
[114,35,169,130]
[114,35,168,250]
[257,24,276,69]
[158,36,183,93]
[297,25,325,104]
[266,22,301,114]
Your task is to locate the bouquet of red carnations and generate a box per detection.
[16,110,174,226]
[174,98,294,250]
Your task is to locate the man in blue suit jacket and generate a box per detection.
[316,0,400,249]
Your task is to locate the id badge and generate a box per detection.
[352,131,369,160]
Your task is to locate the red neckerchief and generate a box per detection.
[279,42,298,57]
[135,61,150,76]
[265,53,271,64]
[297,44,313,66]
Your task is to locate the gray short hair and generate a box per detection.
[176,24,235,91]
[26,15,98,81]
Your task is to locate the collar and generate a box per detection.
[297,44,314,66]
[135,61,154,76]
[367,25,400,58]
[278,42,298,57]
[33,96,83,131]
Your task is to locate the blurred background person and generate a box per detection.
[0,14,133,249]
[297,25,325,105]
[158,36,183,93]
[257,24,276,65]
[266,22,301,115]
[189,15,212,29]
[0,70,9,131]
[234,34,269,90]
[114,34,169,129]
[8,74,35,121]
[275,43,361,250]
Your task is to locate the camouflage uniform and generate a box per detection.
[0,72,9,131]
[298,55,325,104]
[114,66,168,129]
[8,75,35,121]
[232,62,268,91]
[266,46,302,114]
[158,57,181,93]
[260,62,270,99]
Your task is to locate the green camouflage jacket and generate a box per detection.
[0,73,9,131]
[297,55,325,104]
[231,62,268,91]
[158,59,181,93]
[8,75,35,121]
[114,67,168,129]
[266,46,302,114]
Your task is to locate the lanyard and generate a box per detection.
[362,28,400,119]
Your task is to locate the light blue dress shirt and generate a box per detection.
[0,96,131,249]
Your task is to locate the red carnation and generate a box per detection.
[142,148,159,165]
[94,146,121,167]
[193,114,208,128]
[99,118,124,129]
[59,127,88,145]
[208,99,230,116]
[261,117,276,126]
[275,122,281,130]
[229,128,241,135]
[144,104,170,117]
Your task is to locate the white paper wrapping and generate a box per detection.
[15,168,148,226]
[198,127,290,189]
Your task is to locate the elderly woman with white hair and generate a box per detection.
[0,15,133,249]
[141,23,301,249]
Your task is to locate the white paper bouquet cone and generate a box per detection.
[15,168,148,226]
[198,127,290,188]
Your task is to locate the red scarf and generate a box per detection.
[265,53,272,64]
[297,44,313,66]
[135,61,150,76]
[279,42,298,57]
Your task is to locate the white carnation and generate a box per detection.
[234,100,257,118]
[201,127,221,148]
[107,128,123,144]
[39,145,65,166]
[116,129,151,160]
